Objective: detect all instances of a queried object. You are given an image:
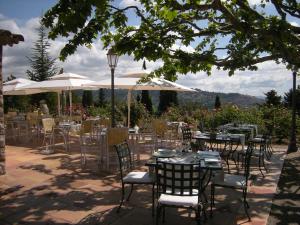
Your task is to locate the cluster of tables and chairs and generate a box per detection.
[5,113,273,223]
[112,123,273,224]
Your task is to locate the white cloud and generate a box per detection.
[248,0,267,6]
[119,0,141,7]
[176,61,297,96]
[0,15,297,97]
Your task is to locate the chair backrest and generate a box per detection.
[8,111,17,117]
[107,127,129,146]
[152,119,167,136]
[181,126,192,142]
[114,141,133,179]
[42,118,55,133]
[243,142,254,185]
[80,120,93,135]
[156,161,202,197]
[99,118,111,128]
[27,112,40,127]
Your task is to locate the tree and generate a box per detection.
[265,90,282,106]
[284,86,300,116]
[158,91,178,114]
[43,1,300,78]
[214,95,221,109]
[82,90,93,108]
[97,88,106,107]
[27,21,57,81]
[26,20,58,111]
[140,90,153,114]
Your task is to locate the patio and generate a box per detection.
[0,140,287,225]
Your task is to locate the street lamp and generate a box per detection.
[107,47,119,127]
[288,71,298,153]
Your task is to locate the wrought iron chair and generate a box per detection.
[155,161,205,225]
[114,141,155,214]
[210,142,253,221]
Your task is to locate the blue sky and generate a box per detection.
[0,0,299,97]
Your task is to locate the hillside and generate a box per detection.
[82,88,264,109]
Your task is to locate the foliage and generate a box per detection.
[141,90,153,114]
[265,89,282,106]
[121,101,149,126]
[82,90,93,108]
[214,95,221,109]
[43,0,300,78]
[26,21,57,81]
[283,86,300,116]
[87,105,110,118]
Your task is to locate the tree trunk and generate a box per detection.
[0,45,6,175]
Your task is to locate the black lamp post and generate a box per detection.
[107,47,119,128]
[288,71,298,153]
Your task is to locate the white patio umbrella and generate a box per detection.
[84,72,196,127]
[3,78,47,95]
[21,73,95,116]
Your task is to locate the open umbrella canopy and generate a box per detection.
[3,78,47,95]
[84,76,195,92]
[20,72,96,116]
[22,73,94,92]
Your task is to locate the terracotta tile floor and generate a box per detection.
[0,140,287,225]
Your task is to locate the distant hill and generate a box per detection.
[81,88,264,109]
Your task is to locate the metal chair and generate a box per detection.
[210,142,253,221]
[155,161,205,225]
[80,120,99,167]
[41,118,67,152]
[114,141,155,214]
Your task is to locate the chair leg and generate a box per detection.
[126,184,134,201]
[152,183,155,217]
[156,203,161,225]
[242,189,251,221]
[195,207,201,225]
[262,154,268,173]
[258,154,265,177]
[210,185,215,217]
[162,206,166,223]
[117,183,125,213]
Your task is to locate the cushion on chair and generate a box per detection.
[158,194,199,207]
[213,174,246,188]
[123,171,154,184]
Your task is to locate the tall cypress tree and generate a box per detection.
[158,91,178,114]
[97,88,106,107]
[82,90,93,108]
[26,20,57,110]
[214,95,221,109]
[141,90,153,114]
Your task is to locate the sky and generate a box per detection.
[0,0,299,97]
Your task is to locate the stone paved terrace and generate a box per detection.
[0,140,288,225]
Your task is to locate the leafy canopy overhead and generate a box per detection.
[43,0,300,78]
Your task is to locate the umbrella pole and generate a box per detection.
[69,90,72,117]
[57,92,61,116]
[127,90,131,128]
[63,91,66,116]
